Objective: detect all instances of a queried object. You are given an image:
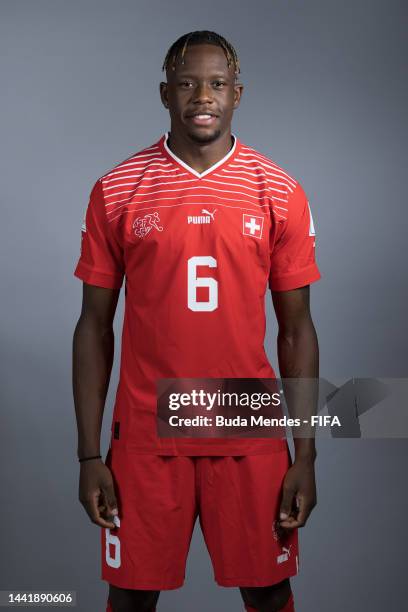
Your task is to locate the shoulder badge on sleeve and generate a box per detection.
[307,201,316,236]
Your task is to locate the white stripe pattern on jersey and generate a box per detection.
[98,138,298,224]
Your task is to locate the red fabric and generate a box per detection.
[245,591,295,611]
[74,132,321,455]
[101,451,298,590]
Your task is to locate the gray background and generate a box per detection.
[1,0,407,610]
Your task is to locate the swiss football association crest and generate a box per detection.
[133,211,164,238]
[242,213,264,239]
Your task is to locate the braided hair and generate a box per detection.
[162,30,240,80]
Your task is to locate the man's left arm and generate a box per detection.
[272,285,318,531]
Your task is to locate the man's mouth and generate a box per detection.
[187,114,218,126]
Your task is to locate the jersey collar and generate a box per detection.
[159,131,241,179]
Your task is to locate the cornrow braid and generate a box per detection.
[162,30,240,78]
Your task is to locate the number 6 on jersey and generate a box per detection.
[187,256,218,312]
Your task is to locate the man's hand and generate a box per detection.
[79,460,119,529]
[279,457,317,530]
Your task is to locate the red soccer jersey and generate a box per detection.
[74,132,321,455]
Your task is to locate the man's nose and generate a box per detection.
[193,82,213,102]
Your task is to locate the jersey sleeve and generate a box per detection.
[269,181,321,291]
[74,179,125,289]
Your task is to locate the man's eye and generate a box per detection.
[180,81,193,87]
[214,81,226,87]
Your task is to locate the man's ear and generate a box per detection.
[233,83,244,109]
[159,82,169,108]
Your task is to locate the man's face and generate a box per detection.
[160,43,243,144]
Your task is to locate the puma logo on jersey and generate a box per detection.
[277,545,292,564]
[187,209,217,224]
[202,208,217,220]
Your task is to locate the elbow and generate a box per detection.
[74,313,114,339]
[277,317,317,347]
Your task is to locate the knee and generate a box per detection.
[240,578,291,611]
[108,585,160,612]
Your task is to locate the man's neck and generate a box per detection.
[166,129,234,174]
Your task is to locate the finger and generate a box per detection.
[279,515,299,530]
[279,518,304,529]
[280,492,314,529]
[279,485,296,521]
[295,495,314,527]
[83,492,116,529]
[101,484,119,517]
[98,503,109,518]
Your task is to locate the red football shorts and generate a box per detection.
[101,446,299,590]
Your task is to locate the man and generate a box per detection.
[73,30,320,612]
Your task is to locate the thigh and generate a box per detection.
[101,448,197,591]
[107,585,159,612]
[198,449,299,587]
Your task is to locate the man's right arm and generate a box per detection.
[72,282,121,528]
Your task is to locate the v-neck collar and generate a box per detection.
[159,131,241,179]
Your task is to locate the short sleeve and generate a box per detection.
[269,181,321,291]
[74,179,125,289]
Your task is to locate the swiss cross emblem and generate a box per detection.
[242,214,264,239]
